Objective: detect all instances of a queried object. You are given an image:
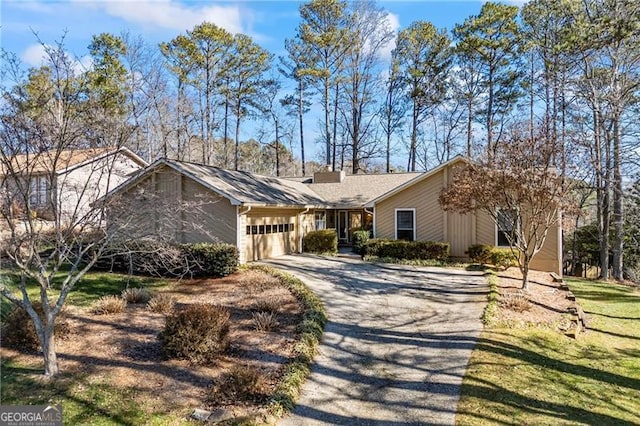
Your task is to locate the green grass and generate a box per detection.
[1,268,167,312]
[456,278,640,425]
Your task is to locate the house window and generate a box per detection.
[29,175,49,207]
[258,225,265,235]
[265,224,272,234]
[251,225,258,235]
[315,211,326,230]
[290,223,295,232]
[395,209,415,241]
[246,225,251,235]
[496,209,518,247]
[278,224,284,233]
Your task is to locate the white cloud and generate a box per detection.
[380,12,401,62]
[93,0,247,35]
[21,43,48,66]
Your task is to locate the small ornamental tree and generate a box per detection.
[439,130,575,290]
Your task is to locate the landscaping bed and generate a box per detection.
[0,267,325,424]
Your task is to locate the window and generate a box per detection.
[290,223,295,232]
[251,225,258,235]
[278,224,284,233]
[246,225,251,235]
[395,209,415,241]
[29,175,49,207]
[258,225,265,235]
[496,209,518,247]
[315,211,326,230]
[265,224,272,234]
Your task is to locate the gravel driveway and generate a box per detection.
[261,254,487,426]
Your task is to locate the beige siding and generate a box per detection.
[181,177,236,244]
[375,169,444,241]
[373,162,562,274]
[114,166,236,246]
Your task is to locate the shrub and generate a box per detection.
[147,293,175,314]
[252,311,279,331]
[1,302,70,351]
[467,244,518,269]
[489,248,519,269]
[121,287,151,304]
[352,230,370,255]
[93,295,127,315]
[500,292,531,312]
[183,243,239,277]
[94,240,238,278]
[252,295,282,314]
[467,244,493,264]
[210,365,267,402]
[159,303,230,364]
[303,230,338,254]
[364,239,450,261]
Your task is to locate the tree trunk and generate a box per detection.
[521,257,530,291]
[612,112,623,280]
[223,95,230,168]
[410,98,418,172]
[234,106,241,171]
[275,118,280,177]
[466,96,473,157]
[324,77,331,166]
[298,79,306,176]
[42,326,59,377]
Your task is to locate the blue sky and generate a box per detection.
[1,0,521,164]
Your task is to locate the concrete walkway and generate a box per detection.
[262,254,488,426]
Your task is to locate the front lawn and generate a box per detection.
[456,277,640,425]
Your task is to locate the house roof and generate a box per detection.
[109,159,326,208]
[301,173,422,208]
[1,147,147,175]
[365,156,467,207]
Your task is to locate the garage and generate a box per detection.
[243,208,304,262]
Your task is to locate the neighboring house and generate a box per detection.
[1,147,147,222]
[106,157,562,273]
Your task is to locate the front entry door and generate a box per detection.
[338,210,349,244]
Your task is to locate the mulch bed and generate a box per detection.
[1,269,302,420]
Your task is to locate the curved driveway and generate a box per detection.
[262,254,488,426]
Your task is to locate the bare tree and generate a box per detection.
[439,126,575,289]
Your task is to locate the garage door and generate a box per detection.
[245,210,297,261]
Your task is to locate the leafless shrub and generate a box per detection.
[252,311,279,332]
[121,287,151,304]
[209,365,267,403]
[251,294,283,314]
[93,295,127,315]
[239,270,280,291]
[500,292,532,312]
[146,293,175,314]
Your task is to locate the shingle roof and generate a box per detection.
[165,160,326,207]
[2,147,146,175]
[302,173,422,208]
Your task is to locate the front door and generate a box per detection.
[338,210,349,244]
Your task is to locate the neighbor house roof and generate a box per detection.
[302,173,422,208]
[108,159,326,208]
[1,147,147,175]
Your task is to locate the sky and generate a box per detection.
[1,0,522,165]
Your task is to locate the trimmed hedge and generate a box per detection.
[352,230,370,255]
[303,230,338,254]
[94,240,238,278]
[364,239,450,261]
[467,244,518,269]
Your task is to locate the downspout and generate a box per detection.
[238,206,252,264]
[298,207,311,253]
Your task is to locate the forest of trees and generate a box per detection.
[2,0,640,280]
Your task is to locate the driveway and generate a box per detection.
[261,254,487,426]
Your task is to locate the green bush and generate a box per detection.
[94,240,238,278]
[468,244,493,264]
[490,247,519,269]
[352,230,370,255]
[1,302,70,351]
[159,303,230,365]
[467,244,518,269]
[183,243,239,277]
[303,230,337,254]
[363,239,450,261]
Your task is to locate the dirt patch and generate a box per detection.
[494,268,573,328]
[1,269,302,420]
